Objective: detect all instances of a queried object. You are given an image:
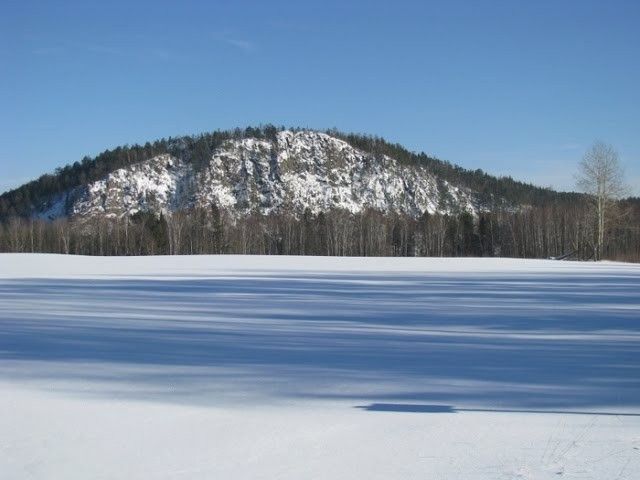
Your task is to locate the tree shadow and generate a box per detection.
[1,268,639,411]
[355,403,640,416]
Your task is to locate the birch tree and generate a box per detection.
[576,142,627,260]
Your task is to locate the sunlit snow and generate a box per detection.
[1,254,639,479]
[36,131,480,220]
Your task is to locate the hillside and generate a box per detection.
[2,126,637,261]
[34,131,480,220]
[0,126,579,221]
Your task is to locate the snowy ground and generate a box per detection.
[1,254,639,479]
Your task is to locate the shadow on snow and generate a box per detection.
[355,403,640,416]
[1,270,639,412]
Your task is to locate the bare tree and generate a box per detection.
[576,142,627,260]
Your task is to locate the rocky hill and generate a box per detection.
[33,130,486,220]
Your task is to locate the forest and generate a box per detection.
[1,125,638,261]
[1,199,639,261]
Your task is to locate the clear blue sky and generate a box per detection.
[1,0,639,195]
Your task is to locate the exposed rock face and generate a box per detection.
[38,131,482,220]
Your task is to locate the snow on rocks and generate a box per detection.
[35,131,482,219]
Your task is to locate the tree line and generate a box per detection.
[2,200,638,261]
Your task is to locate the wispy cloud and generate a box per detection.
[222,37,253,51]
[211,31,255,52]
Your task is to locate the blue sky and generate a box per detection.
[1,0,639,195]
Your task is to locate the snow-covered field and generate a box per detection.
[1,254,639,479]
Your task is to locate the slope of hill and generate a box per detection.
[35,131,481,220]
[0,126,579,221]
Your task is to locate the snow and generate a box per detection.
[36,193,67,221]
[71,154,193,218]
[1,254,639,479]
[33,130,483,220]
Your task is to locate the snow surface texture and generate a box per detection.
[38,131,480,219]
[1,254,639,479]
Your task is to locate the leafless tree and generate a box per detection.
[576,142,628,260]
